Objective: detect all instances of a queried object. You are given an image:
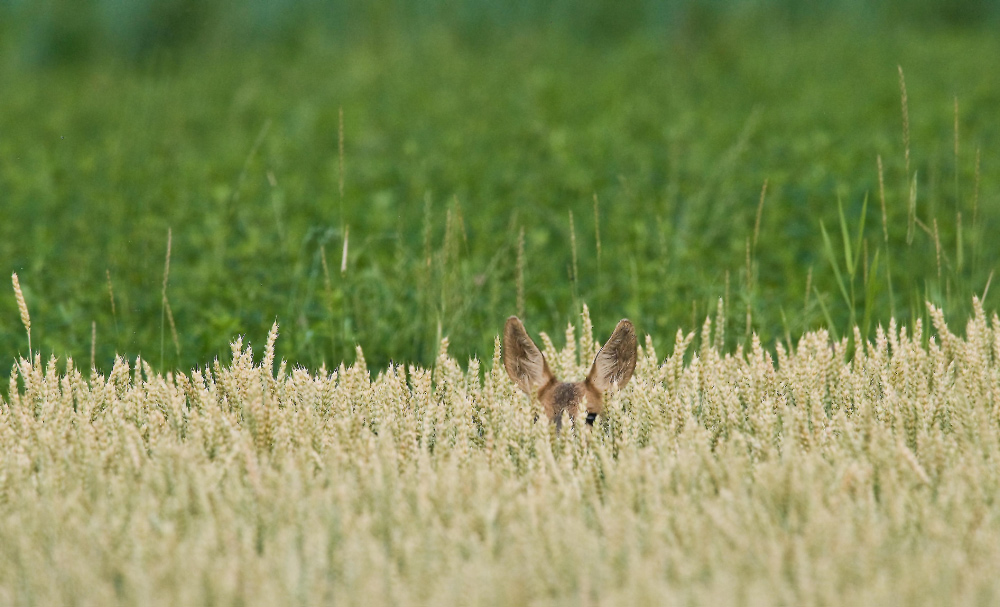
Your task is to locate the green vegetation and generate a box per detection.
[4,6,1000,604]
[1,14,999,374]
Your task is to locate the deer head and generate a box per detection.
[503,316,637,429]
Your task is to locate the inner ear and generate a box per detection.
[503,316,554,394]
[587,319,637,392]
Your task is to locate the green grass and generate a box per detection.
[5,11,1000,605]
[1,18,999,377]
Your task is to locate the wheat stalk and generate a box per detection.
[753,179,768,252]
[12,272,31,357]
[161,228,180,363]
[4,301,1000,604]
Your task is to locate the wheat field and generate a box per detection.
[3,302,1000,606]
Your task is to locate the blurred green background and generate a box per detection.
[1,0,999,375]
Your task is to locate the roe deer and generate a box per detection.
[503,316,637,429]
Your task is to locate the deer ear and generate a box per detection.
[587,319,637,392]
[503,316,554,394]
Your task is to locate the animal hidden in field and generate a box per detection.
[503,316,637,429]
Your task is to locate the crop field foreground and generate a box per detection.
[3,302,1000,605]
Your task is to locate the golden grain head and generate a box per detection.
[2,302,1000,604]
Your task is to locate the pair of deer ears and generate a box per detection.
[503,316,637,394]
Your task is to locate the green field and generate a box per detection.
[3,3,1000,604]
[2,9,999,374]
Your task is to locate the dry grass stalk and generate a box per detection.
[341,225,350,274]
[3,303,1000,604]
[161,228,180,359]
[164,302,179,357]
[713,296,725,351]
[11,272,31,357]
[106,269,117,322]
[162,228,172,298]
[753,178,768,252]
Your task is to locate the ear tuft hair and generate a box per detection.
[503,316,554,394]
[587,319,637,392]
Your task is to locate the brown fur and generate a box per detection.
[503,316,637,427]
